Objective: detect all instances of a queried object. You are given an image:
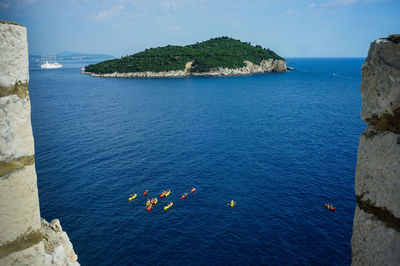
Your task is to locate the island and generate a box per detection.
[82,37,287,78]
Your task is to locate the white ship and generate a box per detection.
[40,55,62,69]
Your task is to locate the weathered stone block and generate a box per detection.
[361,38,400,122]
[355,128,400,218]
[0,242,45,266]
[0,94,34,161]
[0,165,41,245]
[352,207,400,265]
[0,21,29,88]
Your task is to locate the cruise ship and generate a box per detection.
[40,55,62,69]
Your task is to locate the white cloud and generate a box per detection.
[162,1,179,10]
[90,5,124,22]
[321,0,358,7]
[280,9,302,18]
[307,3,316,9]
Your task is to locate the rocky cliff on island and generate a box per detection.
[83,37,287,78]
[352,34,400,265]
[0,20,79,266]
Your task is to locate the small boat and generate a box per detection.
[180,193,188,199]
[190,188,196,193]
[165,190,171,197]
[325,203,335,211]
[143,190,148,196]
[128,194,137,201]
[147,205,152,212]
[160,191,167,198]
[228,200,236,208]
[164,202,173,211]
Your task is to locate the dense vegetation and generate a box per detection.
[85,37,283,74]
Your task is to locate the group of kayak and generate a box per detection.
[129,187,197,212]
[130,187,238,211]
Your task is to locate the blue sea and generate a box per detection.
[30,58,365,265]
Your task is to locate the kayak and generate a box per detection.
[164,202,173,211]
[165,190,171,197]
[129,194,137,201]
[228,201,236,208]
[160,191,166,198]
[147,205,152,212]
[190,188,196,193]
[325,203,335,211]
[146,199,151,207]
[143,190,148,196]
[151,198,158,205]
[180,193,188,199]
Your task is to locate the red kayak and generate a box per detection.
[147,205,152,212]
[190,188,196,193]
[325,203,335,211]
[180,193,188,199]
[143,190,148,196]
[160,191,166,198]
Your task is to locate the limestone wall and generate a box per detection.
[352,34,400,265]
[0,21,79,266]
[0,20,45,266]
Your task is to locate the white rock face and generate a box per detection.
[41,219,80,266]
[84,59,287,78]
[0,21,29,88]
[0,94,34,161]
[352,207,400,265]
[361,38,400,121]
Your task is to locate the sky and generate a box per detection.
[1,0,399,58]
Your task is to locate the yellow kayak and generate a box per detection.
[165,190,171,197]
[228,200,236,208]
[164,202,173,211]
[129,194,137,201]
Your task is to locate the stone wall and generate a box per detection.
[352,34,400,265]
[0,21,78,266]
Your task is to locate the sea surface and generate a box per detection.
[30,58,365,265]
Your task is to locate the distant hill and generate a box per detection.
[84,37,284,74]
[29,52,114,62]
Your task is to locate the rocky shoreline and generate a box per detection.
[82,59,287,78]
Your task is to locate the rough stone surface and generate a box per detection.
[361,38,400,122]
[0,94,35,161]
[0,165,41,245]
[0,242,45,266]
[353,34,400,265]
[0,22,29,88]
[41,219,80,266]
[83,59,287,78]
[0,21,79,266]
[352,207,400,265]
[355,129,400,218]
